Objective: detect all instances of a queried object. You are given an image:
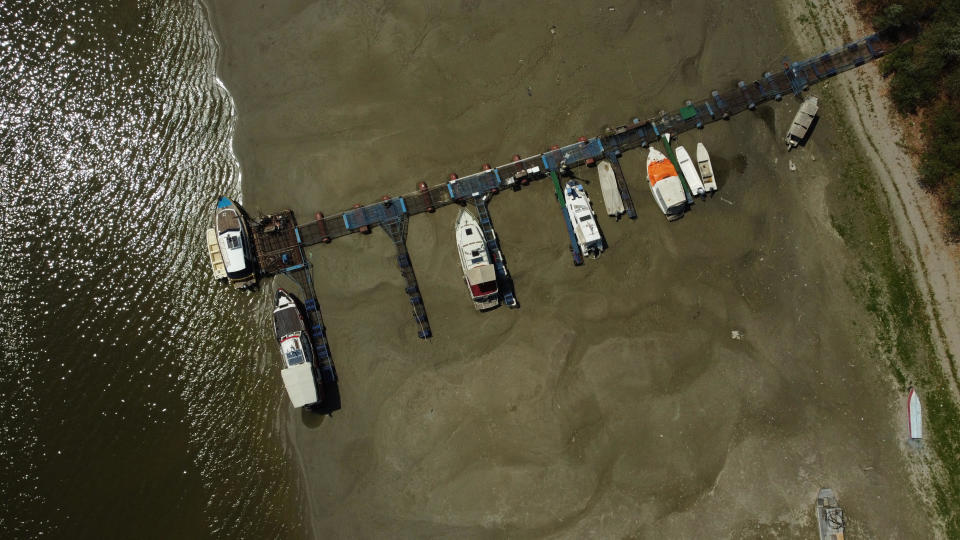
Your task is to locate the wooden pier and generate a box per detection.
[237,34,885,351]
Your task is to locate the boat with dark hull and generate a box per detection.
[273,289,323,409]
[214,196,257,289]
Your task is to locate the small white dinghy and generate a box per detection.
[675,145,705,197]
[596,160,625,217]
[908,387,922,440]
[696,142,718,193]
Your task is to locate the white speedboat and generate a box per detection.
[786,96,819,149]
[455,208,499,310]
[908,387,922,439]
[696,142,718,193]
[675,145,705,197]
[563,180,604,258]
[273,289,322,408]
[596,160,625,217]
[214,196,256,289]
[646,147,687,220]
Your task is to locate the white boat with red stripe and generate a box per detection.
[455,208,499,311]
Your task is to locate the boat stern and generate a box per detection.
[280,363,320,408]
[654,176,687,217]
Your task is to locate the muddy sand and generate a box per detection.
[207,0,933,537]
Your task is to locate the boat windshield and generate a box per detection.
[579,215,592,222]
[285,348,306,366]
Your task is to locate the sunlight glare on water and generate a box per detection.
[0,1,303,536]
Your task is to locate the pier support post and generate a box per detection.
[380,215,432,339]
[472,195,518,307]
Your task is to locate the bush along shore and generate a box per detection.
[861,0,960,238]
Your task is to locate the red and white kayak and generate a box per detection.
[908,387,922,440]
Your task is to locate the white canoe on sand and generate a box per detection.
[696,142,718,193]
[597,160,625,217]
[675,145,705,197]
[908,387,922,440]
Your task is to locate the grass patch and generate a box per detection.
[824,86,960,534]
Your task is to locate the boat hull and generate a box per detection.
[786,96,820,148]
[596,160,625,217]
[455,209,500,310]
[815,488,845,540]
[647,147,687,219]
[214,196,257,289]
[205,227,227,280]
[675,145,705,196]
[908,387,922,439]
[696,142,718,193]
[563,180,604,258]
[273,289,323,408]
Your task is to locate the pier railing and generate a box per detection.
[292,34,884,251]
[246,34,886,347]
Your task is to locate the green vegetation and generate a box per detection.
[828,88,960,534]
[858,0,960,237]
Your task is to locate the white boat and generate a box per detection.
[646,147,687,220]
[596,160,625,217]
[205,227,227,280]
[696,142,718,193]
[908,387,922,439]
[675,145,705,197]
[455,208,499,310]
[273,289,321,409]
[563,180,604,258]
[214,196,256,289]
[786,96,819,149]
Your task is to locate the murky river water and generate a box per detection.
[0,1,300,536]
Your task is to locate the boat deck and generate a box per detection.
[273,304,302,338]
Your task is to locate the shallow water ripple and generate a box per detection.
[0,1,300,536]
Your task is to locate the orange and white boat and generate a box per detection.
[646,147,687,221]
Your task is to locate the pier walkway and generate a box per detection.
[243,34,885,344]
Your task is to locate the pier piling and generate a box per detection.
[473,195,518,307]
[380,213,432,339]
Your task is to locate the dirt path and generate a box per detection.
[784,0,960,401]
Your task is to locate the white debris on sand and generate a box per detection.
[731,330,744,340]
[789,160,797,172]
